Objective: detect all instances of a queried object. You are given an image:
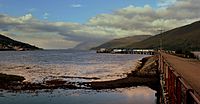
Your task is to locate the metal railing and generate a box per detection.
[159,53,200,104]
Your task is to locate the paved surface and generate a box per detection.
[161,52,200,96]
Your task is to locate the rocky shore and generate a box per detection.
[84,55,160,90]
[0,55,159,91]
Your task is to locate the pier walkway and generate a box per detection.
[159,52,200,104]
[162,52,200,95]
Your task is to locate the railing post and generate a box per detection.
[176,77,181,104]
[171,70,175,104]
[164,62,167,83]
[162,56,165,74]
[159,53,161,71]
[168,66,171,93]
[159,53,162,72]
[186,89,194,104]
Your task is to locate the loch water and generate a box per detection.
[0,50,156,104]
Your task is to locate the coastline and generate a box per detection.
[85,55,160,90]
[0,55,159,91]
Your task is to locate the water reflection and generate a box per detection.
[0,86,156,104]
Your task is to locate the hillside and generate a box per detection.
[0,34,41,51]
[74,40,107,50]
[93,35,151,49]
[126,21,200,51]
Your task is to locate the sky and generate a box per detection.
[0,0,157,23]
[0,0,200,49]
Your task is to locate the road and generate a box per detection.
[161,52,200,96]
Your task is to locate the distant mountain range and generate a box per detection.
[0,34,41,51]
[74,40,108,50]
[92,35,151,49]
[94,20,200,51]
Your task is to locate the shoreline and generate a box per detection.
[84,55,160,91]
[0,55,160,91]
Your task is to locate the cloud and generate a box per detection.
[0,13,33,25]
[27,8,37,13]
[0,13,115,49]
[0,14,80,49]
[20,13,33,21]
[43,12,49,19]
[71,4,82,8]
[1,30,79,49]
[157,0,177,7]
[0,0,200,49]
[87,0,200,34]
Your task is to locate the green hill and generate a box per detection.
[127,21,200,51]
[93,35,151,49]
[0,34,41,51]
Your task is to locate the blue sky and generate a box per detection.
[0,0,157,23]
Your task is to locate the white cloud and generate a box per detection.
[116,5,155,16]
[27,8,37,13]
[71,4,82,8]
[43,12,49,19]
[0,13,33,25]
[1,30,79,49]
[19,13,33,21]
[87,0,200,34]
[157,0,177,7]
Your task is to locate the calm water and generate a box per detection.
[0,50,156,104]
[0,50,148,82]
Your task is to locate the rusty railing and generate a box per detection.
[159,53,200,104]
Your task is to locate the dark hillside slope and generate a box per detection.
[127,21,200,51]
[93,35,151,49]
[0,34,41,51]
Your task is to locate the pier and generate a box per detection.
[96,48,155,55]
[94,48,200,103]
[159,51,200,104]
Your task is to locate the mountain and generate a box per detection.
[74,40,108,50]
[94,20,200,51]
[126,21,200,51]
[0,34,41,51]
[93,35,152,49]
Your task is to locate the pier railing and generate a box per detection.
[159,53,200,104]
